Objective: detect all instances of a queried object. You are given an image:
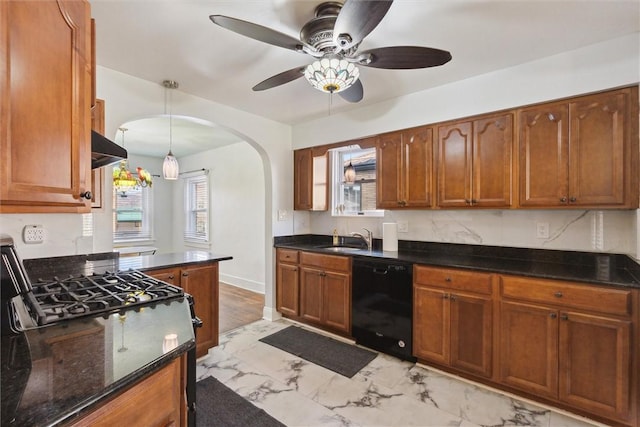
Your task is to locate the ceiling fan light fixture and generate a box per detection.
[304,57,359,94]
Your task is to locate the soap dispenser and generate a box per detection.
[333,229,339,246]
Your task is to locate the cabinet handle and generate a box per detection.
[445,277,452,282]
[182,272,189,277]
[168,275,174,280]
[80,191,92,200]
[464,199,471,205]
[569,197,576,203]
[560,197,567,203]
[560,314,569,321]
[450,294,457,301]
[471,199,477,204]
[554,291,563,298]
[549,313,557,319]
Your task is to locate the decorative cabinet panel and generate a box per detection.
[437,113,513,208]
[147,263,219,358]
[498,275,634,424]
[1,0,93,213]
[413,265,494,378]
[377,126,433,209]
[518,87,638,208]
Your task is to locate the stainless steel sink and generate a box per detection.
[320,246,365,253]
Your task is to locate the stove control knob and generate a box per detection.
[80,191,92,200]
[398,340,406,348]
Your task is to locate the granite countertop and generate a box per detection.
[274,235,640,289]
[2,250,233,426]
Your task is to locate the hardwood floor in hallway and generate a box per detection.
[218,282,264,333]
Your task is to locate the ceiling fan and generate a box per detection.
[209,0,452,103]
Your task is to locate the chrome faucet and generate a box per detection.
[350,228,373,251]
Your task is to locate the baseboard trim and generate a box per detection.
[219,273,264,294]
[262,306,282,322]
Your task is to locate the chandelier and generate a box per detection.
[113,128,153,193]
[304,56,360,94]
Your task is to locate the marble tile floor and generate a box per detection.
[196,319,606,427]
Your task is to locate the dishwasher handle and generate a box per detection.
[373,267,389,275]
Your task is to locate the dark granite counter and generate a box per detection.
[274,235,640,289]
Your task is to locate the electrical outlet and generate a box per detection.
[23,225,45,244]
[536,222,550,239]
[397,221,409,233]
[277,210,288,221]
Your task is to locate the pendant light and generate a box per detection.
[113,128,141,193]
[162,80,180,180]
[344,151,356,184]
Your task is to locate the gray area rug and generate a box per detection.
[196,376,284,427]
[259,326,377,378]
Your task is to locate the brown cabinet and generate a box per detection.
[276,249,299,317]
[293,148,328,211]
[518,87,638,208]
[413,265,494,378]
[1,0,93,213]
[436,112,514,208]
[147,263,219,358]
[377,126,434,209]
[498,275,634,423]
[298,252,351,334]
[70,358,185,427]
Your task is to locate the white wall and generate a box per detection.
[171,142,266,293]
[290,33,640,259]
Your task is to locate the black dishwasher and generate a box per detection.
[352,257,416,362]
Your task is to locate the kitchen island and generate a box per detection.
[2,250,231,427]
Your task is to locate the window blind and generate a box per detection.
[184,174,209,242]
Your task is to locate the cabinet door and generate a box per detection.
[323,271,350,334]
[437,121,472,207]
[403,126,433,207]
[568,90,627,206]
[376,132,403,208]
[276,262,299,316]
[449,292,492,378]
[299,267,323,324]
[413,285,449,364]
[558,311,631,421]
[294,148,312,210]
[498,301,558,398]
[472,114,513,207]
[518,104,569,207]
[181,264,218,358]
[0,0,92,213]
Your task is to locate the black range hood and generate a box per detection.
[91,130,127,169]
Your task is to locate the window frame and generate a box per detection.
[330,146,383,217]
[113,186,154,243]
[183,173,210,243]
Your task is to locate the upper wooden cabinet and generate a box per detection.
[293,148,327,211]
[1,0,93,213]
[436,112,514,208]
[518,87,638,208]
[377,126,434,209]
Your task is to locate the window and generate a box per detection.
[113,186,153,242]
[184,174,209,242]
[330,146,383,216]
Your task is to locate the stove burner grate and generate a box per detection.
[26,270,184,326]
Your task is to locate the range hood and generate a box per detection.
[91,130,127,169]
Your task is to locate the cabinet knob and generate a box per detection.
[182,272,189,277]
[445,277,452,282]
[560,314,569,321]
[550,313,557,319]
[560,197,567,203]
[450,294,457,301]
[471,199,477,204]
[464,199,471,205]
[168,275,174,280]
[80,191,92,200]
[554,291,563,298]
[443,294,449,299]
[569,197,576,203]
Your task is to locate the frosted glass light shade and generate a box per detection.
[344,162,356,183]
[163,151,179,180]
[304,58,359,94]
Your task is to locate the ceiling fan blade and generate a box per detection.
[333,0,393,51]
[339,79,363,103]
[252,66,306,91]
[210,15,308,53]
[358,46,452,69]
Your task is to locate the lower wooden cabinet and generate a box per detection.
[275,249,351,335]
[147,263,219,358]
[499,275,634,424]
[413,265,494,378]
[70,358,185,427]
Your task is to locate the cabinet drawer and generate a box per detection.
[414,265,493,295]
[501,275,631,316]
[277,248,299,264]
[300,251,350,273]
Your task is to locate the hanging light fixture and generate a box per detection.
[162,80,180,180]
[112,128,153,194]
[344,152,356,183]
[304,56,360,94]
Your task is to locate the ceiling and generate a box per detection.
[91,0,639,154]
